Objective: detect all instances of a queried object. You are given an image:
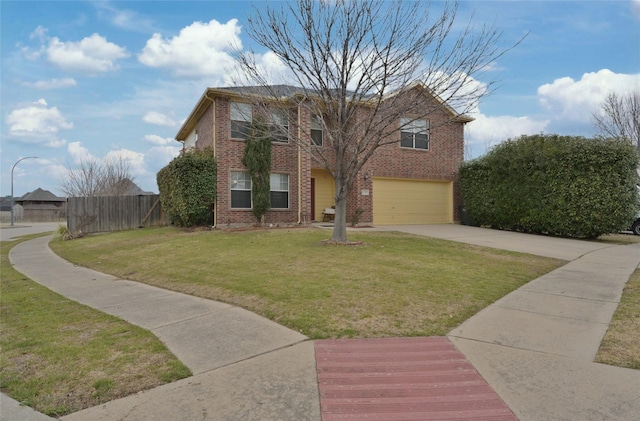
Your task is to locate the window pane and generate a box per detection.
[231,172,251,190]
[231,102,252,122]
[414,119,428,134]
[231,190,252,208]
[311,116,322,130]
[415,133,429,149]
[311,129,323,146]
[270,191,289,208]
[271,109,288,126]
[401,117,428,134]
[400,131,414,148]
[231,120,251,139]
[270,174,289,191]
[270,110,289,142]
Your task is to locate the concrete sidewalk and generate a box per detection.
[449,241,640,420]
[6,235,321,421]
[3,225,640,420]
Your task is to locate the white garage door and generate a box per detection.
[373,178,453,225]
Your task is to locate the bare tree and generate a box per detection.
[592,91,640,155]
[237,0,522,242]
[59,157,134,197]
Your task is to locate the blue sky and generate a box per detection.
[1,0,639,197]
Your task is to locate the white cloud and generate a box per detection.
[23,78,77,89]
[465,112,549,149]
[94,2,157,33]
[142,111,177,127]
[138,19,242,78]
[464,69,639,158]
[632,0,640,20]
[7,99,73,142]
[537,69,640,123]
[144,134,175,146]
[46,33,129,73]
[105,149,146,176]
[68,141,96,163]
[146,145,182,169]
[30,25,47,41]
[67,143,147,179]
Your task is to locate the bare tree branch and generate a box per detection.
[235,0,524,241]
[59,157,135,197]
[592,91,640,155]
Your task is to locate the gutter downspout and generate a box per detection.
[297,102,302,224]
[205,91,217,228]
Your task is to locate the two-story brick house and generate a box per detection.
[175,84,472,227]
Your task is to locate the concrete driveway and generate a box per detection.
[378,224,619,260]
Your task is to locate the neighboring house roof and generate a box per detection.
[16,188,66,203]
[99,178,154,196]
[175,83,474,141]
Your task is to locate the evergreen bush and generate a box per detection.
[157,147,217,227]
[242,117,272,224]
[460,134,639,238]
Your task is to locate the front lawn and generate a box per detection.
[596,269,640,369]
[50,227,564,339]
[0,235,191,417]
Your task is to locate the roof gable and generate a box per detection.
[18,188,65,202]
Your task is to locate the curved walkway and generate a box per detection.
[3,226,640,420]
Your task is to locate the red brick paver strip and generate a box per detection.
[315,337,517,420]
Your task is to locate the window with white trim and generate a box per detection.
[231,102,252,139]
[400,117,429,150]
[270,174,289,209]
[311,115,323,146]
[230,171,252,208]
[270,109,289,142]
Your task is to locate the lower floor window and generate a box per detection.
[231,171,252,208]
[231,172,289,209]
[270,173,289,209]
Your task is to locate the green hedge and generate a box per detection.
[157,148,217,227]
[460,135,639,238]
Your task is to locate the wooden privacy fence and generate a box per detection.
[67,195,166,234]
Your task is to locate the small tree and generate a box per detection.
[237,0,522,242]
[59,157,133,197]
[592,91,640,156]
[242,117,273,224]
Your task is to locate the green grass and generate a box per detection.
[596,269,640,370]
[50,227,564,339]
[0,235,191,417]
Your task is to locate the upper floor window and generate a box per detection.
[231,102,252,139]
[400,117,429,150]
[311,116,323,146]
[270,109,289,143]
[230,171,252,208]
[184,128,197,150]
[270,174,289,209]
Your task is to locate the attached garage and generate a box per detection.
[373,178,453,225]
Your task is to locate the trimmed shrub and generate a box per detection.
[157,147,217,227]
[460,135,639,238]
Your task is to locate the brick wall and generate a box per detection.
[193,91,465,227]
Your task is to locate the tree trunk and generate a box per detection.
[331,180,349,242]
